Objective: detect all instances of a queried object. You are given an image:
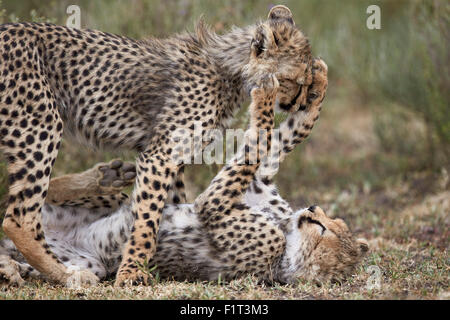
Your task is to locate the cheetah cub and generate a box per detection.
[0,5,314,286]
[0,59,369,286]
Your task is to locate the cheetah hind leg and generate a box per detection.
[47,159,136,209]
[1,90,98,287]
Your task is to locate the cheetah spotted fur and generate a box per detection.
[0,59,369,286]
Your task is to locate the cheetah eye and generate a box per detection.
[308,92,318,100]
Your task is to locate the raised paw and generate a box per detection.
[94,159,136,194]
[114,268,151,287]
[312,57,328,74]
[309,58,328,99]
[65,267,99,288]
[0,255,25,287]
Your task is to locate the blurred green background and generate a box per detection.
[0,0,448,215]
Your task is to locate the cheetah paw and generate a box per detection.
[94,159,136,194]
[114,269,151,287]
[65,266,99,288]
[0,255,25,287]
[312,57,328,74]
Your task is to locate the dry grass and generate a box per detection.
[1,235,448,300]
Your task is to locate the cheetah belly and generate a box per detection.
[152,204,226,280]
[40,203,224,280]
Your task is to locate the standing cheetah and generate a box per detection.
[0,58,369,286]
[0,5,313,286]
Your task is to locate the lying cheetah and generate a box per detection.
[0,5,314,286]
[0,59,369,286]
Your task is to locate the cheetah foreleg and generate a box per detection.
[257,58,328,180]
[194,74,278,225]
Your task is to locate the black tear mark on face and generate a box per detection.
[298,216,327,235]
[279,85,302,111]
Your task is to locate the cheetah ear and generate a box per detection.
[251,24,277,58]
[268,5,295,25]
[357,238,369,256]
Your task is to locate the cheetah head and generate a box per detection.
[280,205,369,284]
[246,5,314,112]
